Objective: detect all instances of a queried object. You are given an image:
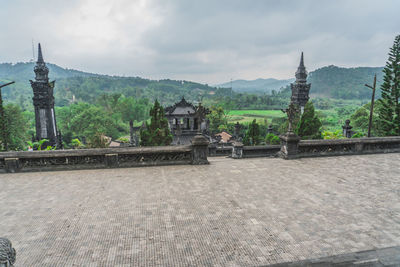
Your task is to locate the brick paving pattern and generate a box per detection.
[1,153,400,266]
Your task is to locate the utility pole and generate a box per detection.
[365,74,377,137]
[0,81,15,150]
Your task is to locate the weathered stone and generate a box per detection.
[4,158,20,173]
[191,134,209,164]
[355,141,364,152]
[279,132,301,159]
[290,52,311,110]
[0,146,193,173]
[0,238,16,267]
[242,145,280,158]
[208,143,217,157]
[29,43,61,148]
[232,141,243,159]
[342,119,355,138]
[105,154,119,168]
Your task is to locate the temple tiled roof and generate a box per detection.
[165,97,196,115]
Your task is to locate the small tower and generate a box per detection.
[30,43,61,147]
[290,52,311,112]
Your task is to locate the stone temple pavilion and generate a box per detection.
[165,97,210,145]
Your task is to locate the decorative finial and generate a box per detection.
[37,43,44,63]
[295,52,307,83]
[33,43,49,81]
[299,52,304,68]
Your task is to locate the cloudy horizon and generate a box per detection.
[1,0,399,84]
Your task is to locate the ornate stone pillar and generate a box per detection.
[191,134,209,164]
[30,43,61,148]
[280,103,301,159]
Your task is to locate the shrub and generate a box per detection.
[265,133,280,145]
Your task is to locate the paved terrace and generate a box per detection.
[1,154,400,266]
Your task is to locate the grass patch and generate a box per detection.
[227,110,285,124]
[228,109,346,131]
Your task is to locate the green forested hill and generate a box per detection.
[308,65,384,99]
[0,62,231,107]
[0,62,385,111]
[218,65,384,99]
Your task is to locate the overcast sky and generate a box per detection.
[0,0,399,84]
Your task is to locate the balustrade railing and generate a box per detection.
[0,134,210,173]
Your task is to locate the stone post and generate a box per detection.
[342,119,354,138]
[4,158,20,173]
[191,134,209,165]
[279,132,301,159]
[232,141,243,159]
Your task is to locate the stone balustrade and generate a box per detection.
[298,136,400,157]
[242,145,281,158]
[208,145,232,157]
[0,136,209,173]
[230,136,400,159]
[2,137,400,172]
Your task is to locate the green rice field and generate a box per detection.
[227,109,344,132]
[227,110,285,124]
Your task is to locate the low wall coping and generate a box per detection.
[0,146,192,159]
[243,145,281,150]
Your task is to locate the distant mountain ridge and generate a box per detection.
[0,62,98,81]
[218,65,384,99]
[0,62,386,106]
[217,78,294,93]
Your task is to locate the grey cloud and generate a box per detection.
[0,0,399,84]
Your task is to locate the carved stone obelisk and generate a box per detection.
[30,43,60,147]
[290,52,311,113]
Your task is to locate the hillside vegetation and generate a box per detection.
[0,62,231,108]
[219,65,384,99]
[308,65,383,99]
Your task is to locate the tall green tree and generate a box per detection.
[0,104,29,150]
[350,102,382,135]
[378,35,400,136]
[243,119,261,145]
[296,101,322,139]
[66,103,121,147]
[207,106,228,134]
[140,100,172,146]
[118,96,150,145]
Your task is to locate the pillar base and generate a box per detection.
[191,134,209,165]
[279,132,301,160]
